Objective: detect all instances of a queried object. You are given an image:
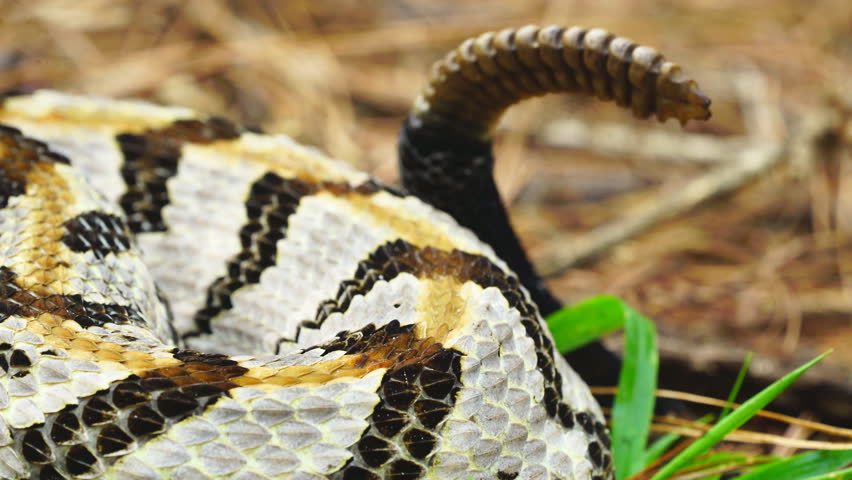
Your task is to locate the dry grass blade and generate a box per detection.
[647,424,852,450]
[538,142,786,276]
[594,386,852,439]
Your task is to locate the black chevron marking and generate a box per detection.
[0,175,24,209]
[14,352,247,479]
[188,172,318,337]
[62,211,132,260]
[303,319,417,357]
[116,117,240,233]
[0,125,70,208]
[327,320,464,480]
[188,173,385,338]
[302,239,506,333]
[0,267,146,329]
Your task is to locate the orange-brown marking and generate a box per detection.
[338,191,459,253]
[13,291,449,393]
[0,127,84,296]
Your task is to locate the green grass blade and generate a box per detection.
[679,451,753,470]
[803,466,852,479]
[733,449,852,480]
[721,352,752,420]
[612,304,658,479]
[546,295,626,353]
[648,351,831,480]
[547,296,658,479]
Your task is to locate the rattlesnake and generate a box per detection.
[0,25,710,479]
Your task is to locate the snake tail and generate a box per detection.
[399,24,711,387]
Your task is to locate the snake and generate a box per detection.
[0,25,710,480]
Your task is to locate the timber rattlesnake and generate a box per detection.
[0,25,710,479]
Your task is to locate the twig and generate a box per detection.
[536,102,841,277]
[592,386,852,439]
[537,119,749,165]
[647,424,852,450]
[537,141,786,276]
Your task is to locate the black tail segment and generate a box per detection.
[398,25,711,392]
[399,121,560,313]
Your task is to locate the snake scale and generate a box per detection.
[0,25,710,479]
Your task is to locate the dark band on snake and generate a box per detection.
[116,118,241,233]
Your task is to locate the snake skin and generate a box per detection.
[0,25,711,480]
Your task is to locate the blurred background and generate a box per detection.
[1,1,850,425]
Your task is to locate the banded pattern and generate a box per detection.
[116,117,241,233]
[0,24,711,480]
[0,97,606,479]
[413,25,710,140]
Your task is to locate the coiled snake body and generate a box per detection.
[0,25,709,479]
